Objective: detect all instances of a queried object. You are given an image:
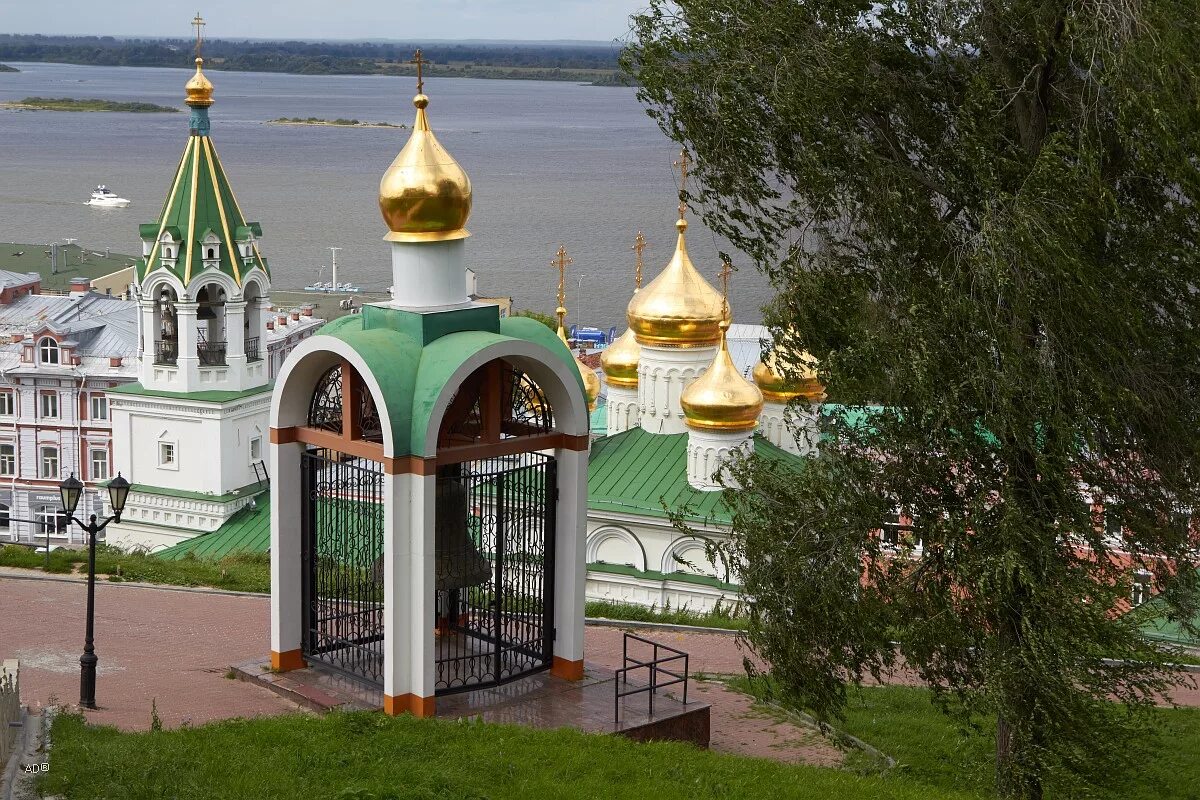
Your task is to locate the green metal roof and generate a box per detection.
[137,132,268,286]
[589,402,607,434]
[107,382,272,404]
[155,491,270,560]
[588,427,802,525]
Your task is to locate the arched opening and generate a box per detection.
[432,358,559,694]
[153,286,179,365]
[243,280,264,362]
[207,247,215,260]
[297,361,386,686]
[195,282,228,366]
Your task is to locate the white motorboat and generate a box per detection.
[85,185,131,208]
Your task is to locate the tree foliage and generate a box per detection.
[626,1,1200,797]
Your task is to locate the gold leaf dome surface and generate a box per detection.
[600,327,641,388]
[379,94,472,242]
[682,327,764,432]
[627,220,725,348]
[753,348,825,403]
[185,58,214,107]
[559,326,600,411]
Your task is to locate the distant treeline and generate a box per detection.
[0,62,17,72]
[0,35,630,83]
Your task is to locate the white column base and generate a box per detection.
[686,428,753,491]
[604,384,639,436]
[638,343,716,435]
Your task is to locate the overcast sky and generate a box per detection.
[0,0,649,42]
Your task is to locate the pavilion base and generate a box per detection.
[231,659,709,747]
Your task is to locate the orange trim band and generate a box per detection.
[551,657,584,681]
[270,649,306,672]
[383,693,436,717]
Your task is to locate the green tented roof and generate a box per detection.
[155,491,270,560]
[137,133,268,286]
[588,427,802,524]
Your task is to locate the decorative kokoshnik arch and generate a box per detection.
[269,317,591,717]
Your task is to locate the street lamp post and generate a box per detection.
[59,472,131,710]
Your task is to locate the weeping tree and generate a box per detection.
[626,2,1200,797]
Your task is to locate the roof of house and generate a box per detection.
[155,491,271,560]
[0,269,39,289]
[588,426,801,525]
[0,292,140,378]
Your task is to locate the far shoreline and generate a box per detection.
[268,118,404,130]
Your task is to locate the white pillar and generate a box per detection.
[552,446,589,676]
[384,470,436,716]
[758,400,821,457]
[389,239,470,309]
[638,343,716,435]
[138,300,156,385]
[686,428,754,491]
[176,301,200,388]
[225,300,248,387]
[605,384,639,436]
[270,439,304,669]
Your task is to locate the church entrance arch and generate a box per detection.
[298,361,386,685]
[433,361,558,694]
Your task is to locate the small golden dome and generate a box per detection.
[185,58,214,108]
[559,325,600,411]
[627,219,725,348]
[682,325,764,432]
[600,327,641,388]
[379,93,472,242]
[753,347,825,403]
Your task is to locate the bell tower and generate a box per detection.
[107,14,273,550]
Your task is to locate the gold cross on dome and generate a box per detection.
[632,231,647,290]
[191,12,206,57]
[673,148,691,220]
[410,49,427,95]
[718,259,734,316]
[553,245,572,313]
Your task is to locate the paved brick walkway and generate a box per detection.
[2,569,1195,764]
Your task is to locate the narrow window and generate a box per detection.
[40,392,58,419]
[90,448,109,481]
[90,394,108,421]
[0,444,14,476]
[159,442,176,467]
[40,446,58,479]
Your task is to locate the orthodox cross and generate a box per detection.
[410,49,427,95]
[673,148,691,220]
[553,244,572,326]
[191,12,206,57]
[718,259,734,320]
[632,231,647,291]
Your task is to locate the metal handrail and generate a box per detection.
[245,336,262,363]
[197,341,227,366]
[614,632,689,722]
[153,340,178,366]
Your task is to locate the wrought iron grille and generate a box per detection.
[197,341,227,366]
[153,340,178,366]
[308,365,343,433]
[301,447,385,686]
[434,450,557,695]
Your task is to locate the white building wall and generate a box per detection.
[637,343,715,435]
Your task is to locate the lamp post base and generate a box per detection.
[79,651,98,709]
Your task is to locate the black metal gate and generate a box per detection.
[301,446,385,686]
[434,450,556,694]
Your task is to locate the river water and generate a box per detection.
[0,62,774,326]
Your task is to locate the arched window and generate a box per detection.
[207,248,215,259]
[39,337,59,365]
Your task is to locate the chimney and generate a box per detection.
[277,314,288,327]
[10,333,22,343]
[110,356,123,368]
[290,310,300,321]
[301,305,314,317]
[69,277,91,296]
[71,355,82,366]
[266,320,275,331]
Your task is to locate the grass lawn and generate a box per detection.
[0,544,270,593]
[40,711,977,800]
[731,678,1200,800]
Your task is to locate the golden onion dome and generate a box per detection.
[559,325,601,411]
[185,57,214,108]
[753,348,826,403]
[379,92,472,242]
[682,324,764,432]
[600,327,641,388]
[627,219,725,348]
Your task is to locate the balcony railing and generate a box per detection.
[197,341,227,367]
[154,340,178,366]
[245,336,262,363]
